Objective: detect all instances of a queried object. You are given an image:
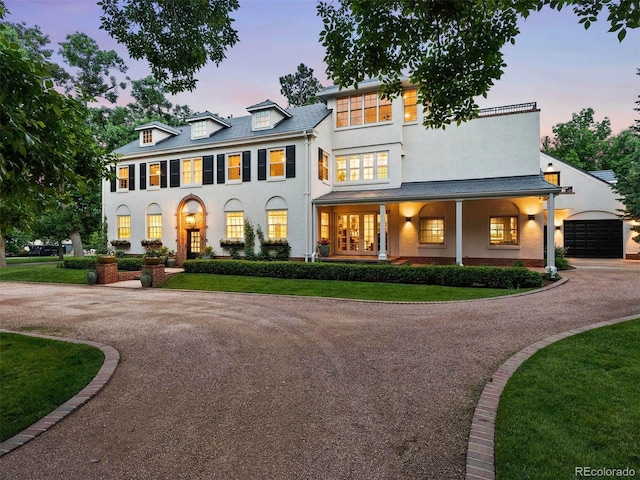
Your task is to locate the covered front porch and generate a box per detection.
[312,175,562,270]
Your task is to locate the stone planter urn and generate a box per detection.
[87,270,98,285]
[140,272,152,288]
[319,245,330,257]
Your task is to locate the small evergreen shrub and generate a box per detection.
[63,258,96,269]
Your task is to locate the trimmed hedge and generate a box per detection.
[63,257,142,271]
[183,260,542,289]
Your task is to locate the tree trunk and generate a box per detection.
[70,230,85,257]
[0,227,6,268]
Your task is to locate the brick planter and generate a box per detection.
[96,263,118,284]
[142,264,165,287]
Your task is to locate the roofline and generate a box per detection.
[540,151,615,187]
[134,122,180,135]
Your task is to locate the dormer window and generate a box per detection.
[254,111,270,129]
[192,120,207,138]
[142,129,153,144]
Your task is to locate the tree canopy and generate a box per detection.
[279,63,323,108]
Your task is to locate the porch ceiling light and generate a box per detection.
[185,213,196,227]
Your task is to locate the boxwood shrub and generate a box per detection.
[63,257,142,271]
[182,260,542,289]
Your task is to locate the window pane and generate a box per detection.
[228,154,241,181]
[379,96,392,122]
[420,218,444,244]
[268,210,287,239]
[118,166,129,189]
[269,149,285,177]
[147,214,162,239]
[320,151,329,181]
[337,97,349,128]
[149,163,160,187]
[349,154,360,181]
[376,152,388,179]
[403,88,417,122]
[255,110,270,128]
[320,211,330,241]
[226,212,244,239]
[193,158,202,184]
[350,95,362,125]
[143,129,152,144]
[192,121,206,137]
[336,156,347,182]
[364,92,377,124]
[362,153,374,180]
[490,216,518,245]
[544,172,560,186]
[183,159,192,184]
[117,215,131,239]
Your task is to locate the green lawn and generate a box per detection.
[495,319,640,479]
[161,272,529,301]
[6,256,62,264]
[0,264,87,283]
[0,332,104,442]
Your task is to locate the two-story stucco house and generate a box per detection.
[104,79,562,268]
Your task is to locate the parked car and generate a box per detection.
[28,245,59,256]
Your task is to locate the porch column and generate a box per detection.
[378,203,387,261]
[545,193,557,274]
[456,200,463,265]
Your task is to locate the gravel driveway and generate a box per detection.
[1,263,639,480]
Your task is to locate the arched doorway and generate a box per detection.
[177,195,207,264]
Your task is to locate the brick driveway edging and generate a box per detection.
[465,313,640,480]
[0,330,120,457]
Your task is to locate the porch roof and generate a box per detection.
[313,175,561,205]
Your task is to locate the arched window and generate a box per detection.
[116,205,131,240]
[489,201,520,245]
[265,196,288,240]
[223,199,244,240]
[146,203,162,240]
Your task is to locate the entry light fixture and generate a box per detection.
[555,225,562,230]
[405,216,412,222]
[527,214,536,221]
[547,162,553,168]
[185,213,196,227]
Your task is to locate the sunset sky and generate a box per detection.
[5,0,639,139]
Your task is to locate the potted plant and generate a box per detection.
[317,238,330,257]
[200,245,215,259]
[142,246,162,265]
[110,239,131,249]
[141,239,163,249]
[166,249,177,268]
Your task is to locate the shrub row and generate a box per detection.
[63,257,142,271]
[183,260,543,289]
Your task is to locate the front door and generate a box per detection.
[186,229,201,259]
[336,213,381,255]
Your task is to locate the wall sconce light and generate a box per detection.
[555,225,562,230]
[528,214,536,221]
[405,216,412,222]
[547,162,553,168]
[185,213,196,227]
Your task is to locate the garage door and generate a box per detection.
[563,219,623,258]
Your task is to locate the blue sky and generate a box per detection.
[5,0,639,139]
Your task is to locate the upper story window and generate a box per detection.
[403,88,418,122]
[182,158,202,186]
[490,216,519,245]
[142,129,153,144]
[336,151,389,183]
[254,110,270,129]
[336,91,392,128]
[319,149,329,181]
[544,171,560,186]
[420,217,445,244]
[191,120,207,138]
[269,149,285,179]
[227,153,241,182]
[118,165,129,191]
[148,162,160,188]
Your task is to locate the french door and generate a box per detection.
[336,213,386,255]
[186,228,201,259]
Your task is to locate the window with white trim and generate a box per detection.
[319,150,329,181]
[147,214,162,239]
[403,88,418,122]
[490,216,519,245]
[227,153,241,182]
[182,157,202,186]
[267,210,287,240]
[118,165,129,191]
[142,129,152,144]
[420,217,445,244]
[335,151,389,183]
[254,110,270,129]
[192,120,206,138]
[148,162,160,188]
[320,212,330,240]
[225,212,244,239]
[336,91,392,128]
[117,215,131,239]
[269,149,285,179]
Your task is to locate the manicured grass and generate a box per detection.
[0,265,87,283]
[495,319,640,479]
[6,256,62,264]
[0,333,104,442]
[161,272,531,301]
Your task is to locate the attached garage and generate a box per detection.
[564,219,623,258]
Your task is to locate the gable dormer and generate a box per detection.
[135,122,180,147]
[187,111,231,140]
[246,100,292,131]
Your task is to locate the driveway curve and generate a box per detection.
[0,265,638,480]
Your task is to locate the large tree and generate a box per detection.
[279,63,323,108]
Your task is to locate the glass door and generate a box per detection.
[336,213,386,255]
[186,229,201,259]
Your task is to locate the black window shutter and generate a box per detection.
[318,148,323,180]
[203,155,214,185]
[140,163,147,190]
[110,172,116,193]
[169,159,180,187]
[216,154,225,184]
[128,164,135,190]
[258,149,267,181]
[242,151,251,182]
[286,145,295,178]
[160,160,168,188]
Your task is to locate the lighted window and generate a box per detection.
[142,129,152,144]
[118,165,129,190]
[182,158,202,185]
[148,162,160,187]
[192,120,206,138]
[254,110,270,129]
[490,216,519,245]
[225,212,244,239]
[335,151,389,183]
[147,214,162,239]
[420,217,445,244]
[336,92,393,128]
[269,149,285,178]
[267,210,287,240]
[319,150,329,181]
[320,212,330,241]
[227,154,241,182]
[117,215,131,240]
[404,88,418,122]
[544,171,560,186]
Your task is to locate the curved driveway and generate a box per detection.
[0,263,639,479]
